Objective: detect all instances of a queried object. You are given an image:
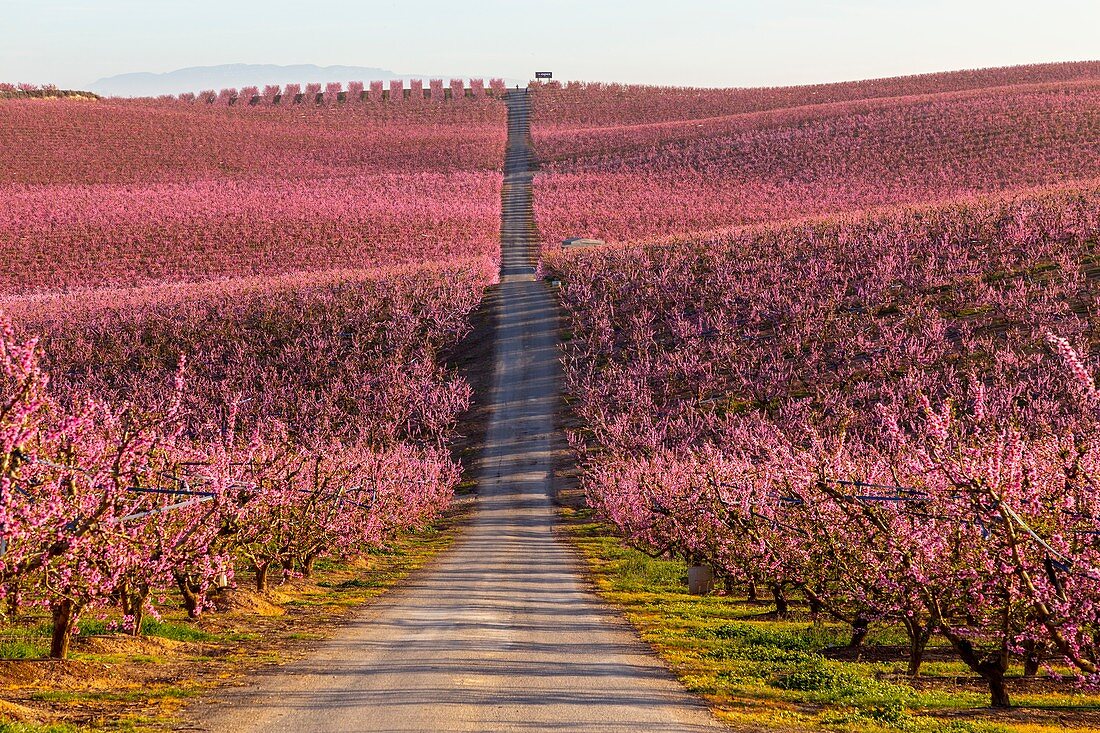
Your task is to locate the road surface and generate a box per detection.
[191,90,722,733]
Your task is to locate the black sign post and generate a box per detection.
[535,71,553,80]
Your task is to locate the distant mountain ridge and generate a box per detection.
[88,63,494,97]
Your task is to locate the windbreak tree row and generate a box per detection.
[174,78,508,105]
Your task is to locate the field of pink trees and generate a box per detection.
[0,264,490,656]
[546,181,1100,707]
[532,65,1100,247]
[535,65,1100,709]
[0,89,505,292]
[0,82,503,656]
[0,174,499,292]
[530,61,1100,128]
[0,91,505,185]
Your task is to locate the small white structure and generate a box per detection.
[688,565,715,595]
[561,237,605,250]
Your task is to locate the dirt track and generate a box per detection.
[189,90,722,733]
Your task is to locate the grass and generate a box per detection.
[28,687,200,704]
[0,636,48,660]
[559,507,1100,733]
[139,619,218,643]
[0,615,228,665]
[0,724,81,733]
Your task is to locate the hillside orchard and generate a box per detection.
[531,63,1100,246]
[6,63,1100,717]
[537,64,1100,707]
[0,80,502,657]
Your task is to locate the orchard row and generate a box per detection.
[545,183,1100,707]
[0,265,491,658]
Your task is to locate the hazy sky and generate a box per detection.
[2,0,1098,88]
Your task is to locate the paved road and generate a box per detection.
[191,90,722,733]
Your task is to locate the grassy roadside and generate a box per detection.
[0,495,472,732]
[558,506,1100,733]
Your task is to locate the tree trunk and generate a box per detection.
[943,632,1011,707]
[808,594,823,622]
[280,558,295,585]
[50,599,78,659]
[903,618,933,677]
[120,584,149,636]
[130,598,146,637]
[985,665,1011,708]
[771,584,789,617]
[5,586,20,621]
[746,579,758,601]
[255,562,270,593]
[303,554,317,579]
[1022,641,1042,677]
[848,616,870,650]
[175,572,203,619]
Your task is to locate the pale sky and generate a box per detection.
[2,0,1098,88]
